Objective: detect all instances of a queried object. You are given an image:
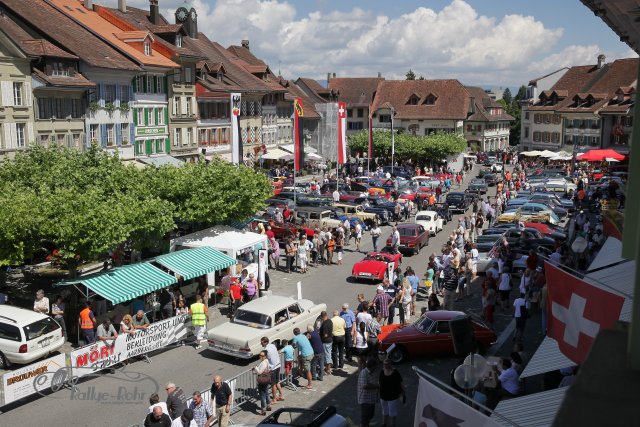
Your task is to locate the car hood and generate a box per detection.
[378,323,417,342]
[207,321,266,346]
[353,260,387,272]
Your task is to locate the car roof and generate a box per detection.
[238,295,303,313]
[522,202,549,209]
[425,310,466,321]
[397,223,421,229]
[296,206,332,213]
[416,210,437,215]
[0,305,51,327]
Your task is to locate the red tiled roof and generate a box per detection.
[32,67,95,88]
[298,78,331,94]
[227,44,267,67]
[0,0,139,70]
[113,31,152,41]
[219,48,285,93]
[328,77,383,107]
[149,24,182,34]
[371,80,469,120]
[21,39,78,59]
[280,80,320,119]
[465,86,514,122]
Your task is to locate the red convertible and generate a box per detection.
[351,251,402,282]
[385,223,429,255]
[378,311,497,363]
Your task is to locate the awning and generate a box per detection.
[261,148,293,160]
[153,246,236,281]
[587,237,625,271]
[491,387,568,426]
[520,336,575,378]
[280,143,317,154]
[56,263,177,304]
[137,155,184,167]
[584,260,635,322]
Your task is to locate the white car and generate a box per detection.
[206,295,326,359]
[414,210,444,236]
[0,305,65,368]
[491,163,503,173]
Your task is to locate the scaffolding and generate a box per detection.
[315,103,338,163]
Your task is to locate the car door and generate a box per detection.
[418,225,428,245]
[430,321,454,354]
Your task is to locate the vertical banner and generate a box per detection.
[337,101,347,164]
[258,249,268,290]
[294,97,304,171]
[387,262,395,284]
[367,111,373,159]
[231,93,241,165]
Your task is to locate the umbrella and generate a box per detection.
[577,149,625,162]
[556,150,572,157]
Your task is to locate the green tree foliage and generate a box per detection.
[497,85,527,146]
[405,69,416,80]
[502,88,513,105]
[0,146,270,268]
[348,130,467,163]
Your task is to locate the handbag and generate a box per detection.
[257,369,271,385]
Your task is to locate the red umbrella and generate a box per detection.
[576,149,625,162]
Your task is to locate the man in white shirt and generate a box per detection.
[513,293,528,342]
[261,337,284,403]
[391,226,400,254]
[497,358,521,397]
[333,189,340,202]
[354,222,362,252]
[370,225,382,252]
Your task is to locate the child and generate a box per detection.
[281,339,294,386]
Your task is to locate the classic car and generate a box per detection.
[249,218,314,240]
[529,192,574,211]
[523,221,567,240]
[333,203,379,227]
[331,209,365,230]
[468,178,488,194]
[354,196,397,216]
[444,192,469,213]
[295,207,342,230]
[519,203,562,224]
[502,228,558,252]
[351,251,403,281]
[385,223,429,255]
[414,210,444,236]
[378,311,497,363]
[207,295,326,359]
[483,173,498,186]
[322,190,368,203]
[526,196,569,218]
[382,165,413,179]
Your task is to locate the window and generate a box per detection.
[147,108,155,126]
[56,133,65,146]
[52,62,69,77]
[135,76,144,93]
[54,98,64,118]
[424,95,436,105]
[553,114,561,124]
[379,114,391,123]
[90,124,99,142]
[121,124,129,143]
[156,76,163,94]
[146,76,152,94]
[137,108,144,126]
[407,95,419,105]
[158,107,165,125]
[175,34,182,48]
[144,41,151,56]
[347,122,363,131]
[357,108,364,118]
[186,97,192,116]
[120,85,130,103]
[408,124,419,135]
[107,125,114,145]
[533,131,540,142]
[524,126,529,139]
[174,128,181,146]
[534,114,540,124]
[104,84,116,103]
[72,133,80,148]
[184,67,192,84]
[0,323,21,342]
[38,134,49,146]
[524,112,530,120]
[174,96,180,116]
[15,123,26,147]
[186,128,192,145]
[13,82,23,106]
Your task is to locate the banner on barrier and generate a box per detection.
[2,353,67,405]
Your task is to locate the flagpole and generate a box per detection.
[412,366,524,427]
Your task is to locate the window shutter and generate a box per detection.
[3,123,11,149]
[27,122,33,145]
[129,85,133,102]
[172,98,177,116]
[2,81,13,106]
[181,97,186,115]
[115,123,122,145]
[100,124,107,146]
[144,107,149,125]
[132,77,137,93]
[130,120,135,143]
[145,139,152,155]
[24,81,32,107]
[165,106,169,125]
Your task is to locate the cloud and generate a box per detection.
[103,0,632,87]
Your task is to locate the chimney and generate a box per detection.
[149,0,160,25]
[327,73,331,83]
[118,0,126,12]
[333,73,336,79]
[84,0,92,10]
[377,72,381,78]
[241,39,249,50]
[597,54,606,69]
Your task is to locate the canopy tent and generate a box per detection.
[605,157,621,162]
[549,155,572,161]
[491,387,568,427]
[152,246,236,281]
[280,143,317,154]
[538,150,558,158]
[576,149,625,162]
[170,225,268,259]
[521,150,543,156]
[56,262,177,304]
[261,148,293,160]
[520,336,575,378]
[556,150,572,157]
[305,152,323,161]
[587,237,625,271]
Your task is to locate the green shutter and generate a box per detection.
[165,137,170,153]
[144,107,148,126]
[143,76,148,94]
[145,139,152,155]
[132,77,137,93]
[133,108,137,127]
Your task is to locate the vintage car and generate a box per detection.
[385,223,429,255]
[475,240,528,276]
[207,295,326,359]
[414,210,444,236]
[249,218,314,240]
[295,207,342,230]
[333,203,379,227]
[351,251,403,281]
[378,311,497,363]
[468,178,488,194]
[444,192,469,213]
[483,173,498,186]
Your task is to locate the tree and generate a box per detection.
[502,87,513,105]
[405,69,416,80]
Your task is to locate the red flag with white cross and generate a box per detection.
[337,102,347,164]
[545,262,624,364]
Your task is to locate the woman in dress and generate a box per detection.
[253,350,272,415]
[379,359,406,427]
[401,280,412,324]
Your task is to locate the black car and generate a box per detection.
[382,165,413,179]
[502,228,557,252]
[445,192,469,213]
[353,197,391,224]
[468,178,488,194]
[483,173,497,186]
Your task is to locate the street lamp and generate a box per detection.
[391,106,395,173]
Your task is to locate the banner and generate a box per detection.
[2,353,67,405]
[414,377,500,427]
[231,93,241,165]
[258,249,268,290]
[337,101,347,164]
[367,112,373,159]
[294,97,304,171]
[70,315,191,378]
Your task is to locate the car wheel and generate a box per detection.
[0,352,7,370]
[387,346,407,364]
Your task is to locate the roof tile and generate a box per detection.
[329,77,383,107]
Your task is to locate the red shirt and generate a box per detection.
[230,284,242,300]
[266,230,275,239]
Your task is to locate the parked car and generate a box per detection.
[207,295,326,359]
[255,407,347,427]
[354,196,397,217]
[483,173,498,186]
[523,221,567,240]
[382,165,413,179]
[333,203,379,227]
[351,251,403,282]
[468,178,488,194]
[378,311,497,363]
[529,192,574,212]
[385,223,429,255]
[527,196,569,218]
[295,207,342,230]
[445,192,469,213]
[414,210,444,236]
[476,240,528,276]
[249,218,314,241]
[0,305,65,368]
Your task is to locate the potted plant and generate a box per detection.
[119,101,130,113]
[89,101,100,113]
[104,102,115,115]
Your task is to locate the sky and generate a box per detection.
[112,0,636,88]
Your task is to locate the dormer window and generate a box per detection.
[423,94,437,105]
[144,41,151,56]
[52,62,69,77]
[217,72,223,81]
[407,94,420,105]
[175,34,182,48]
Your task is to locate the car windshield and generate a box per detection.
[414,315,434,334]
[416,214,432,221]
[447,195,462,201]
[233,309,272,329]
[364,254,386,262]
[23,317,59,341]
[399,228,417,237]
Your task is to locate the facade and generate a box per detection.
[521,56,637,153]
[464,86,514,151]
[328,74,383,135]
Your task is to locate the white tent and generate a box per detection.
[305,152,323,161]
[539,150,558,158]
[261,148,293,160]
[521,150,543,156]
[170,226,268,260]
[280,144,317,154]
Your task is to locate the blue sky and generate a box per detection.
[123,0,635,87]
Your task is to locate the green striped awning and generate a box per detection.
[153,246,237,281]
[56,263,177,304]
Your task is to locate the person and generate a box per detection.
[268,236,280,270]
[379,359,405,427]
[261,337,284,403]
[292,327,314,389]
[281,339,295,385]
[549,248,562,266]
[210,376,232,426]
[297,236,309,273]
[33,289,49,314]
[424,262,435,295]
[253,350,272,416]
[148,393,169,414]
[307,325,325,381]
[427,293,441,311]
[335,231,344,266]
[189,294,209,349]
[120,314,136,336]
[133,309,151,330]
[498,267,512,312]
[340,304,356,363]
[144,406,172,427]
[406,269,420,316]
[370,224,382,252]
[319,311,333,375]
[358,359,379,427]
[496,358,521,397]
[333,188,340,202]
[353,321,369,371]
[170,408,197,427]
[391,226,400,254]
[244,274,258,301]
[159,287,176,320]
[400,280,412,324]
[175,299,188,316]
[331,310,347,369]
[484,283,497,328]
[285,237,296,273]
[165,383,188,420]
[356,302,372,329]
[372,283,392,325]
[513,293,528,343]
[51,295,67,341]
[441,264,458,311]
[228,278,243,316]
[97,318,118,346]
[354,222,363,252]
[78,301,97,344]
[326,234,336,264]
[365,312,382,356]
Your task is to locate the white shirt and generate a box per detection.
[264,343,281,370]
[170,417,197,427]
[333,190,340,202]
[499,367,520,395]
[519,275,529,295]
[355,223,362,238]
[356,312,372,327]
[370,226,381,237]
[392,230,400,245]
[498,273,511,291]
[513,297,527,318]
[470,248,479,261]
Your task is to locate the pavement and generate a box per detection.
[0,163,546,426]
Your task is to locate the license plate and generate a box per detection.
[217,343,233,351]
[359,272,372,276]
[39,337,51,348]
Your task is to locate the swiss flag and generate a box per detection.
[545,262,625,364]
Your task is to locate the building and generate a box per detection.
[464,86,514,151]
[525,68,569,102]
[370,79,469,136]
[328,74,384,135]
[520,56,637,153]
